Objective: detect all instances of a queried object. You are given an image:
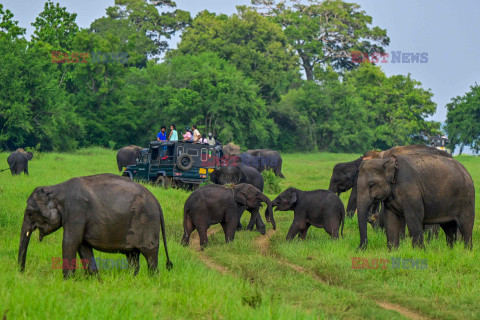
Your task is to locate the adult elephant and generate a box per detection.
[329,145,452,217]
[210,165,265,233]
[222,142,241,158]
[7,148,33,175]
[356,153,474,250]
[18,174,172,278]
[244,149,285,178]
[116,145,143,172]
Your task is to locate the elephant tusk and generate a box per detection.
[26,231,30,237]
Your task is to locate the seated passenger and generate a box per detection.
[157,126,167,141]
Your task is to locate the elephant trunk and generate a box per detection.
[18,214,33,272]
[357,198,372,250]
[328,178,337,194]
[261,194,276,230]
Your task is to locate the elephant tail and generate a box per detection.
[340,204,345,239]
[0,167,10,173]
[159,205,173,271]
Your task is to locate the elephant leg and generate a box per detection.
[346,184,357,218]
[299,223,311,240]
[385,209,401,250]
[197,225,209,250]
[126,251,140,276]
[224,216,238,243]
[62,226,84,279]
[77,244,98,276]
[403,205,425,249]
[253,208,266,235]
[440,221,458,248]
[286,222,302,241]
[140,247,159,275]
[237,208,245,231]
[458,216,474,250]
[181,214,195,246]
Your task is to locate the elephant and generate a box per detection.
[244,149,285,178]
[222,142,241,158]
[7,148,33,175]
[210,165,266,233]
[116,145,143,172]
[181,183,275,249]
[272,188,345,240]
[329,145,452,217]
[18,174,172,279]
[356,153,474,250]
[328,157,363,216]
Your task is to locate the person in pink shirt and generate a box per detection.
[183,128,192,141]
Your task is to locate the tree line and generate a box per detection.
[2,0,463,153]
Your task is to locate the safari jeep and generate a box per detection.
[122,141,219,189]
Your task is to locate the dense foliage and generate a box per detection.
[0,1,444,152]
[445,84,480,154]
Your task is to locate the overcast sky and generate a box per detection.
[3,0,480,124]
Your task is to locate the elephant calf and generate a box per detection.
[272,188,345,240]
[182,184,275,249]
[7,148,33,175]
[18,174,172,279]
[210,165,266,233]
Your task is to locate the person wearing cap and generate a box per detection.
[206,132,215,146]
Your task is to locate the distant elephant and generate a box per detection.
[238,152,263,172]
[7,148,33,175]
[181,184,275,249]
[222,142,241,158]
[116,145,143,172]
[18,174,172,279]
[210,165,266,233]
[329,145,452,217]
[245,149,285,178]
[272,188,344,240]
[356,154,474,250]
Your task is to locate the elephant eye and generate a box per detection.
[368,182,376,188]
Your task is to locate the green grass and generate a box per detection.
[0,149,478,319]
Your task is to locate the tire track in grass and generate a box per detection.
[255,230,430,320]
[188,227,228,274]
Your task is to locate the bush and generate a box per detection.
[261,170,282,194]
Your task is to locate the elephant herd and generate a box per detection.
[328,145,475,250]
[12,143,475,280]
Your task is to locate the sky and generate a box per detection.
[2,0,480,124]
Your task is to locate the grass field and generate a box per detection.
[0,148,479,319]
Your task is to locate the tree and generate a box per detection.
[172,7,300,103]
[91,0,190,61]
[0,37,83,151]
[31,1,79,50]
[121,52,278,148]
[251,0,389,80]
[445,84,480,154]
[0,4,26,38]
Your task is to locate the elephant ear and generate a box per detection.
[26,152,33,161]
[288,188,298,208]
[238,168,247,183]
[233,186,248,206]
[383,156,398,184]
[210,170,219,184]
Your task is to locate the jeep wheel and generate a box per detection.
[155,176,171,189]
[176,154,194,171]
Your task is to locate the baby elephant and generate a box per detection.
[182,183,275,249]
[272,188,345,240]
[18,174,172,279]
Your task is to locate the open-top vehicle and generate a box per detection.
[122,141,220,189]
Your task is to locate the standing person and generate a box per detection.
[157,126,167,141]
[192,125,201,142]
[206,132,215,146]
[168,124,178,141]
